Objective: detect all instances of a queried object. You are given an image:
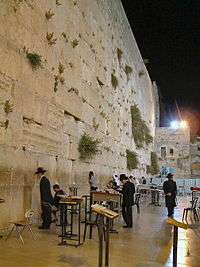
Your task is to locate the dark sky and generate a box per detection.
[121,0,200,133]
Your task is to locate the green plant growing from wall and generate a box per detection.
[71,39,79,48]
[111,73,118,89]
[26,52,42,69]
[56,0,62,6]
[104,146,111,152]
[100,111,107,119]
[117,48,123,64]
[46,32,57,45]
[73,0,77,5]
[126,149,138,170]
[0,119,9,129]
[4,100,13,114]
[45,9,55,20]
[138,70,145,77]
[61,32,68,42]
[124,64,133,81]
[68,87,79,95]
[58,62,65,74]
[146,152,159,175]
[78,133,100,160]
[54,75,59,92]
[131,105,153,148]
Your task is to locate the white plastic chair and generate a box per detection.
[6,210,35,244]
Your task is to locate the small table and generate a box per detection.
[58,196,83,247]
[150,188,162,206]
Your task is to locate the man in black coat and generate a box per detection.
[163,173,177,217]
[35,167,53,229]
[120,174,135,228]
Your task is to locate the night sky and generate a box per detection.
[121,0,200,135]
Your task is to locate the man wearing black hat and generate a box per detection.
[120,174,135,228]
[163,173,177,217]
[35,167,53,229]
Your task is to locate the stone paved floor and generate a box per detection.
[0,196,200,267]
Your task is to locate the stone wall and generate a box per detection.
[0,0,157,226]
[155,127,191,178]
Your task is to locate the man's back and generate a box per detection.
[40,176,53,204]
[122,181,135,206]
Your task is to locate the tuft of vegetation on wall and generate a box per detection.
[146,152,159,175]
[124,65,133,80]
[138,70,145,77]
[58,62,65,74]
[46,32,57,45]
[26,52,42,69]
[111,73,118,89]
[78,133,100,160]
[56,0,62,6]
[45,9,55,20]
[126,149,138,170]
[0,119,9,129]
[117,48,123,64]
[71,39,79,48]
[131,105,153,148]
[4,100,13,114]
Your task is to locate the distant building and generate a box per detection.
[190,137,200,177]
[155,127,191,178]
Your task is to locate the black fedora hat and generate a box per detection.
[166,173,173,179]
[35,167,46,174]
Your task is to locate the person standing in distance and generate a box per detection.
[120,174,135,228]
[163,173,177,217]
[89,171,98,191]
[35,167,53,229]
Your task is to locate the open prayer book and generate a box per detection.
[91,204,119,219]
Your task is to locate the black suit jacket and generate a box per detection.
[40,176,53,204]
[122,181,135,206]
[163,180,177,207]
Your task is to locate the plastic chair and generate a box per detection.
[6,210,35,244]
[182,197,199,221]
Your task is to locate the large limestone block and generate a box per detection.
[68,135,79,161]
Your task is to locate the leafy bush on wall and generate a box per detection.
[26,52,42,69]
[78,133,100,160]
[146,152,159,175]
[126,149,138,170]
[131,105,153,148]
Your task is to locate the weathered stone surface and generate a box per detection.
[155,127,191,178]
[0,0,158,226]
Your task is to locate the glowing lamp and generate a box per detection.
[180,121,187,128]
[170,121,179,129]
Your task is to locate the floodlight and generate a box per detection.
[170,121,178,129]
[180,121,187,128]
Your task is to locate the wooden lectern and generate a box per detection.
[166,218,188,267]
[91,204,119,267]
